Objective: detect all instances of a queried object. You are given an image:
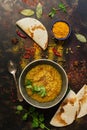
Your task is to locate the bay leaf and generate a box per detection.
[36,3,42,18]
[20,9,34,16]
[75,33,87,43]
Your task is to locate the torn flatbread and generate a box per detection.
[50,90,79,127]
[16,18,48,50]
[77,84,87,118]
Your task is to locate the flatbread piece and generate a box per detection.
[16,18,48,50]
[50,90,79,127]
[77,84,87,118]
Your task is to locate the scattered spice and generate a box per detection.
[22,0,40,7]
[16,30,27,39]
[52,21,70,39]
[52,47,62,57]
[48,46,54,60]
[20,58,29,69]
[67,60,87,92]
[68,47,73,54]
[56,44,64,66]
[33,43,42,60]
[65,48,69,54]
[11,37,19,45]
[23,47,36,59]
[12,45,20,53]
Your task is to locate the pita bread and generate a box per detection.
[16,18,48,50]
[50,90,79,127]
[77,84,87,118]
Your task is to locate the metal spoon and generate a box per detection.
[8,60,23,102]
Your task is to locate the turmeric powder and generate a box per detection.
[52,21,70,39]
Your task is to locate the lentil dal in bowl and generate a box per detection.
[52,20,71,40]
[19,59,68,109]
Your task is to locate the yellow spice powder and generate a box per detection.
[52,21,69,39]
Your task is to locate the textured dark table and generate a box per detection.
[0,0,87,130]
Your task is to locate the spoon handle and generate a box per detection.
[13,73,23,102]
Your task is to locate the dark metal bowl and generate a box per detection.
[19,59,68,109]
[52,20,71,41]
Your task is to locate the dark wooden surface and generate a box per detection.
[0,0,87,130]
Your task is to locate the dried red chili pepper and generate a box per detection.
[16,30,27,39]
[30,48,36,55]
[23,54,30,59]
[52,48,62,57]
[24,47,31,51]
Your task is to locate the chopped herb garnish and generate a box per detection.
[22,113,29,120]
[16,105,23,111]
[39,114,44,122]
[25,79,47,97]
[26,85,32,89]
[29,106,36,114]
[32,117,39,128]
[38,86,47,97]
[32,85,41,92]
[25,79,32,86]
[16,105,50,130]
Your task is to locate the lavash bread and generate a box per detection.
[16,18,48,50]
[50,90,79,127]
[77,84,87,118]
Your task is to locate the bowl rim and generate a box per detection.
[52,20,71,40]
[19,59,68,109]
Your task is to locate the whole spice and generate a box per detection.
[75,33,87,43]
[16,30,27,39]
[52,21,70,39]
[20,9,34,16]
[36,3,43,18]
